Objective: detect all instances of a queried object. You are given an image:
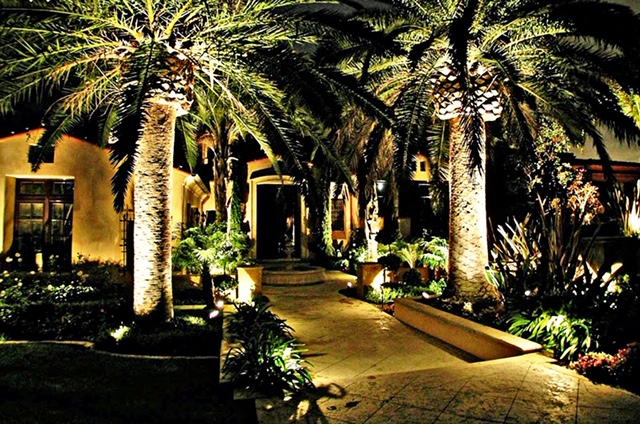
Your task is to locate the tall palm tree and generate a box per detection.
[381,0,640,302]
[0,0,387,322]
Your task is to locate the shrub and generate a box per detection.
[0,299,131,341]
[213,274,238,294]
[609,180,640,237]
[488,174,640,360]
[0,269,126,305]
[341,229,369,274]
[419,235,448,270]
[0,260,130,341]
[508,309,594,362]
[173,223,251,276]
[571,351,617,383]
[490,183,604,306]
[401,268,423,286]
[222,298,313,398]
[571,342,640,393]
[377,254,402,272]
[390,240,422,268]
[426,278,447,296]
[426,296,504,328]
[363,283,433,304]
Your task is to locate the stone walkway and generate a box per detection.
[255,271,640,423]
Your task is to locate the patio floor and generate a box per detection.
[254,270,640,423]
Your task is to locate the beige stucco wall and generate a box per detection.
[1,131,123,263]
[1,131,201,264]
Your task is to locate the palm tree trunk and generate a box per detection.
[133,100,176,322]
[448,117,500,302]
[212,154,228,224]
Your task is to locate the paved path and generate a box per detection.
[255,271,640,423]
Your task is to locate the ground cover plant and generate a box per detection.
[0,257,222,356]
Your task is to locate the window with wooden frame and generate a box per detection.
[14,179,74,270]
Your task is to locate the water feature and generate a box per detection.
[262,261,326,286]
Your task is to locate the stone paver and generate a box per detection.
[255,271,640,424]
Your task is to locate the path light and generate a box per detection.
[524,290,531,296]
[215,299,224,309]
[347,282,353,289]
[110,325,131,342]
[208,309,220,319]
[422,292,431,299]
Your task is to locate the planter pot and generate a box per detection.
[394,297,542,360]
[417,266,430,282]
[357,262,385,299]
[172,273,201,291]
[236,266,263,303]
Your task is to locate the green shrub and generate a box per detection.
[426,296,504,327]
[173,223,251,275]
[508,309,594,361]
[378,254,402,272]
[363,283,434,304]
[0,262,130,341]
[401,268,423,286]
[426,278,447,296]
[489,175,640,359]
[223,298,313,397]
[213,274,238,293]
[1,267,127,306]
[0,299,131,341]
[571,342,639,394]
[419,236,448,270]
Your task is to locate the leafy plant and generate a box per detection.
[97,314,221,356]
[173,223,251,276]
[491,174,609,307]
[419,236,448,270]
[390,240,422,268]
[508,309,594,361]
[222,297,313,398]
[426,278,447,296]
[363,282,435,304]
[213,274,238,294]
[609,180,640,237]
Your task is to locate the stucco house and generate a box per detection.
[0,130,209,271]
[198,153,434,261]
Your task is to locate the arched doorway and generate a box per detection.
[256,184,301,259]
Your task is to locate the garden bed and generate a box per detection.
[394,297,542,360]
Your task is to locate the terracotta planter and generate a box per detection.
[418,266,430,282]
[356,262,384,299]
[236,266,263,303]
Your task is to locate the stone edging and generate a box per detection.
[394,297,543,360]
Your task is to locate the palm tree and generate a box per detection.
[380,0,640,302]
[0,0,387,322]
